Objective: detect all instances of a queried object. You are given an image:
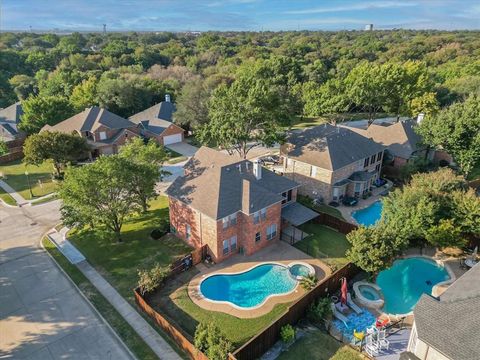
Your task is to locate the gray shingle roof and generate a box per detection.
[166,147,298,219]
[129,102,180,135]
[281,202,319,226]
[42,107,136,134]
[343,120,423,160]
[0,102,23,124]
[282,124,384,171]
[413,262,480,360]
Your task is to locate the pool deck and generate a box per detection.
[375,328,411,360]
[188,241,331,318]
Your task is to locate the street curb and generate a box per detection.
[39,227,140,360]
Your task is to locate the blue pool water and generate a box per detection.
[200,263,297,308]
[290,264,310,278]
[377,257,450,315]
[352,201,383,226]
[333,309,376,342]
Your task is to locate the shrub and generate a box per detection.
[307,297,332,323]
[300,274,318,291]
[280,324,296,344]
[137,263,169,295]
[150,228,166,240]
[194,322,232,360]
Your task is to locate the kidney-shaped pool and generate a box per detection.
[199,263,301,309]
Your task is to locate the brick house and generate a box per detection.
[166,147,312,263]
[129,95,185,146]
[280,124,385,203]
[0,102,25,143]
[41,106,140,157]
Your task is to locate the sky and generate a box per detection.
[2,0,480,32]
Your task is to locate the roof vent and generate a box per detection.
[253,160,262,180]
[237,164,242,173]
[245,162,250,171]
[165,94,171,102]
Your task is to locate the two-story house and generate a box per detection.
[41,106,140,157]
[166,147,309,263]
[280,124,385,203]
[129,95,185,146]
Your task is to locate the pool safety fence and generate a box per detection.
[229,262,360,360]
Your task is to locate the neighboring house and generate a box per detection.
[342,119,429,168]
[280,124,385,203]
[41,106,140,157]
[129,95,185,146]
[407,262,480,360]
[166,147,316,263]
[0,102,25,142]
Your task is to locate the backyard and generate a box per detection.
[295,223,351,269]
[290,112,390,130]
[149,269,290,348]
[297,194,344,220]
[0,159,58,201]
[68,196,192,302]
[278,328,363,360]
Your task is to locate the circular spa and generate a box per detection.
[199,262,315,309]
[353,281,384,309]
[376,257,451,315]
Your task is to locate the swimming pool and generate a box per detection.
[199,263,299,308]
[352,201,383,226]
[376,257,451,315]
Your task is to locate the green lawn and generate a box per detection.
[68,196,192,302]
[42,237,160,360]
[0,188,16,205]
[0,159,58,200]
[295,224,351,269]
[149,269,290,348]
[278,329,363,360]
[297,195,344,220]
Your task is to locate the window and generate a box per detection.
[282,192,287,204]
[266,224,277,240]
[377,151,383,162]
[375,164,381,173]
[223,240,229,255]
[255,232,261,243]
[370,154,376,164]
[99,131,107,140]
[222,213,237,229]
[364,158,369,167]
[260,208,267,220]
[230,236,237,251]
[310,166,317,177]
[287,189,292,202]
[185,225,191,240]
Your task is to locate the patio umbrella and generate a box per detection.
[341,277,347,306]
[473,246,478,259]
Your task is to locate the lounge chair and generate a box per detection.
[365,335,379,357]
[347,293,363,314]
[378,330,390,350]
[330,303,349,325]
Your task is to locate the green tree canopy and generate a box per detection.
[417,95,480,176]
[70,77,98,111]
[173,78,211,131]
[23,131,89,177]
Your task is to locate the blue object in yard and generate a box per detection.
[332,309,376,343]
[200,263,297,308]
[376,257,450,315]
[352,201,383,226]
[374,178,387,187]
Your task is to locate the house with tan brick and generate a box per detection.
[41,106,140,158]
[129,95,185,146]
[166,147,317,263]
[280,124,385,204]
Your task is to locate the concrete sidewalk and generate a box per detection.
[0,179,28,206]
[76,261,181,360]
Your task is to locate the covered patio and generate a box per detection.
[281,202,319,244]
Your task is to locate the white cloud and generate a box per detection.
[285,1,418,15]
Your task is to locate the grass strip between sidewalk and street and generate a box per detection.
[42,237,160,360]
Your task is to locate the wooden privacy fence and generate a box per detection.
[134,244,209,360]
[313,212,358,234]
[229,263,360,360]
[0,137,25,164]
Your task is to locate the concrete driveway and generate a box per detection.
[0,201,132,359]
[166,142,198,157]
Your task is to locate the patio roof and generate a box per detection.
[281,202,319,226]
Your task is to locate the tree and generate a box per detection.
[425,219,465,249]
[59,155,141,242]
[408,92,439,118]
[194,322,232,360]
[0,140,8,156]
[198,66,292,159]
[173,78,211,131]
[346,226,406,274]
[56,32,86,54]
[119,138,169,212]
[23,131,89,178]
[9,74,37,100]
[416,95,480,176]
[70,77,98,111]
[20,95,75,134]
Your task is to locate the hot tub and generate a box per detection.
[353,281,384,309]
[287,262,315,280]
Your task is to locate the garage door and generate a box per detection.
[163,133,182,145]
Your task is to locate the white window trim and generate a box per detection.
[99,131,107,140]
